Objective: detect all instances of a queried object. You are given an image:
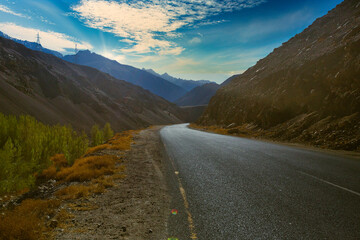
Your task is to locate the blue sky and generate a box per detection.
[0,0,343,83]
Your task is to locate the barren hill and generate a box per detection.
[175,83,220,106]
[199,0,360,151]
[0,37,185,132]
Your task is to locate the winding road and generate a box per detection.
[160,124,360,239]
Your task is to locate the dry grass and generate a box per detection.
[55,155,118,182]
[55,208,74,229]
[189,123,229,135]
[41,130,137,183]
[86,130,139,154]
[0,199,60,240]
[0,129,140,240]
[55,184,105,200]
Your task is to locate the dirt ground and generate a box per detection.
[55,126,171,240]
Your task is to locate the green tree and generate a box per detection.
[103,123,114,141]
[91,124,104,146]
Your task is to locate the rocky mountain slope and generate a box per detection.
[200,0,360,151]
[0,31,63,58]
[0,37,185,132]
[175,83,220,106]
[145,68,212,91]
[63,51,186,102]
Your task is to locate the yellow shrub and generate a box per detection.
[0,199,60,240]
[55,184,105,200]
[55,155,117,182]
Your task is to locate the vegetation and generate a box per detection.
[0,113,115,195]
[0,114,88,194]
[90,123,114,147]
[0,199,61,240]
[0,122,136,240]
[86,130,138,155]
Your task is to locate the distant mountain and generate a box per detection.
[0,36,186,132]
[200,0,360,151]
[144,68,212,91]
[0,31,63,58]
[175,83,220,106]
[63,51,186,102]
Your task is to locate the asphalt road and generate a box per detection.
[160,124,360,240]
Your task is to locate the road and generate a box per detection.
[160,124,360,240]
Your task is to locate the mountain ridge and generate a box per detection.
[0,36,185,132]
[0,31,63,58]
[199,0,360,151]
[63,51,187,102]
[144,68,212,91]
[175,83,220,106]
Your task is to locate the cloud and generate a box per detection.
[0,22,93,53]
[100,50,126,63]
[189,37,202,44]
[71,0,265,55]
[0,4,27,18]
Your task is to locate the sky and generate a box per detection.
[0,0,343,83]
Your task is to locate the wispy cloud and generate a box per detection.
[0,23,92,53]
[71,0,265,55]
[236,9,313,42]
[0,4,27,18]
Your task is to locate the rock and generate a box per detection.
[122,226,126,232]
[226,123,236,129]
[50,220,58,228]
[148,229,153,234]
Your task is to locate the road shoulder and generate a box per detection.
[56,126,172,239]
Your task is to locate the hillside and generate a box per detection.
[63,51,186,102]
[0,31,63,58]
[145,68,212,91]
[175,83,220,106]
[0,37,185,132]
[199,0,360,151]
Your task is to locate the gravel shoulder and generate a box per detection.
[56,126,171,240]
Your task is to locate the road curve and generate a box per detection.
[160,124,360,239]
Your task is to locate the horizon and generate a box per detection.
[0,0,343,83]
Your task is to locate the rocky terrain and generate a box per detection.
[199,0,360,151]
[0,37,185,132]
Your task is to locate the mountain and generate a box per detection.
[0,36,186,132]
[0,31,63,58]
[63,51,186,102]
[144,68,212,91]
[175,83,220,106]
[199,0,360,151]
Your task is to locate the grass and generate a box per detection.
[86,130,139,155]
[189,123,230,135]
[0,129,138,240]
[55,184,105,200]
[0,199,60,240]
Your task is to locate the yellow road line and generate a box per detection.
[168,152,198,239]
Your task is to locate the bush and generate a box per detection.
[90,123,114,146]
[0,199,60,240]
[0,114,89,194]
[103,123,114,141]
[91,124,104,146]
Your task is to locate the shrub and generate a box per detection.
[91,124,104,146]
[55,155,118,182]
[103,122,114,141]
[0,114,89,194]
[0,199,60,240]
